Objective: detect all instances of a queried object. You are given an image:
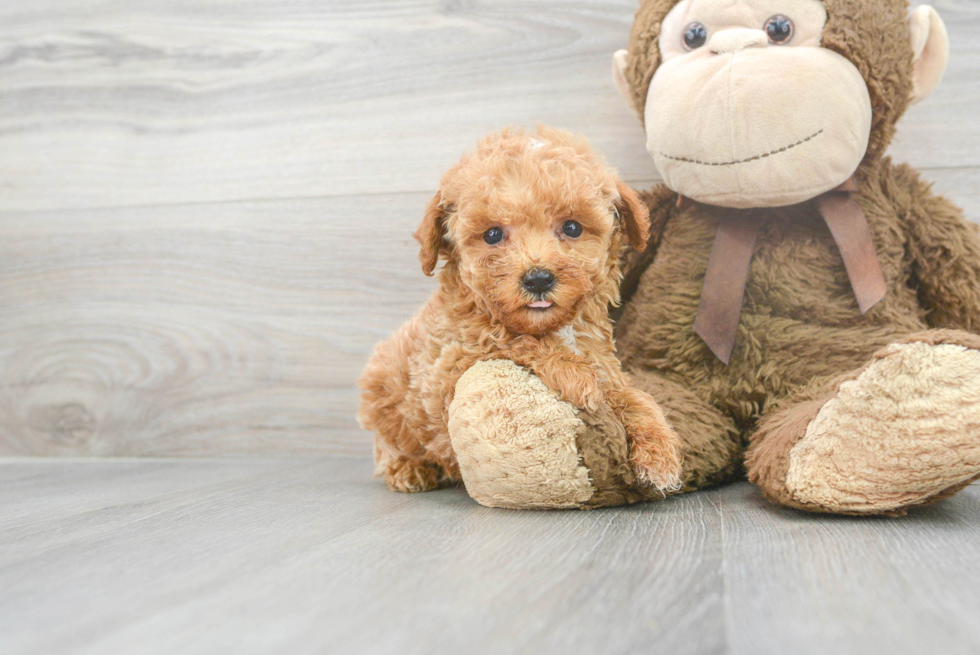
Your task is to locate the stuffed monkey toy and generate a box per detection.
[448,0,980,513]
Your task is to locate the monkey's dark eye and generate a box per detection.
[764,15,794,44]
[683,22,708,50]
[561,220,583,239]
[483,227,504,245]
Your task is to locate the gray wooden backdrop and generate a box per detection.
[1,0,977,457]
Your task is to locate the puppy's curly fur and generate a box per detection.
[358,126,682,494]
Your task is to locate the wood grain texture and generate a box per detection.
[0,0,976,212]
[2,458,979,655]
[0,194,436,456]
[720,483,980,655]
[0,0,654,212]
[0,457,721,655]
[0,0,978,456]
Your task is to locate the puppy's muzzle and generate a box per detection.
[522,268,556,295]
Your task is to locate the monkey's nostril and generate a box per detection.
[522,268,556,294]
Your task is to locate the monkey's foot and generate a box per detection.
[750,331,980,515]
[448,359,642,510]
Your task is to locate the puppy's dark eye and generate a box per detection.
[683,22,708,50]
[764,15,794,44]
[483,227,504,245]
[561,220,583,239]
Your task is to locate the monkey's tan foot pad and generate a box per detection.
[786,338,980,515]
[448,359,642,510]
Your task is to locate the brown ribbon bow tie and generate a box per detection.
[690,177,887,365]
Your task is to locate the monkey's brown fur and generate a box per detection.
[612,0,980,512]
[358,127,682,495]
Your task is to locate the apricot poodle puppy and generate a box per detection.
[358,126,682,495]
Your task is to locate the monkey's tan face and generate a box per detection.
[646,0,872,208]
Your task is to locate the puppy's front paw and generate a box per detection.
[543,363,605,412]
[569,383,606,414]
[629,419,683,493]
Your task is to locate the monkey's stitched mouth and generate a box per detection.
[660,129,824,167]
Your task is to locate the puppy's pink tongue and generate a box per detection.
[528,300,554,309]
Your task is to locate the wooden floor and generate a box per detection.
[2,458,980,655]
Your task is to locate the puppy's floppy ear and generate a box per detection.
[614,179,651,251]
[414,192,451,276]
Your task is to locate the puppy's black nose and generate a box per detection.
[522,268,556,294]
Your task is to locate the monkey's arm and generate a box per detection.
[893,162,980,333]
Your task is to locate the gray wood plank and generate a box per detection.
[0,458,726,655]
[721,483,980,655]
[922,166,980,221]
[0,457,306,531]
[0,0,976,212]
[3,459,979,655]
[0,193,436,456]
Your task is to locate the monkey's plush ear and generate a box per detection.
[414,193,450,276]
[614,180,651,251]
[612,50,643,123]
[909,6,949,105]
